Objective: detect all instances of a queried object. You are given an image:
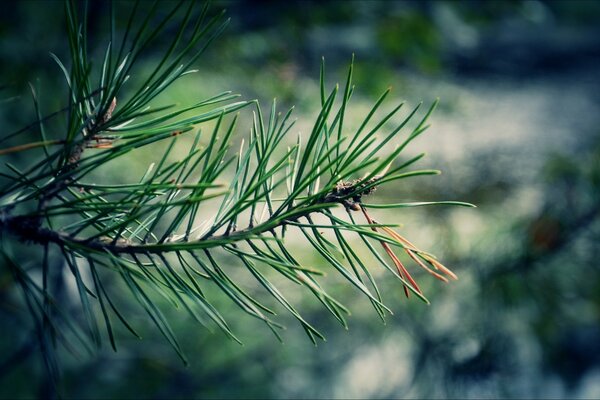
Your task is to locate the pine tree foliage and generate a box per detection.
[0,0,473,377]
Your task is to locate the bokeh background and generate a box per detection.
[1,0,600,398]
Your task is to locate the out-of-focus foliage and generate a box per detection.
[1,1,599,399]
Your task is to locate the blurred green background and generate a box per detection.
[1,0,600,398]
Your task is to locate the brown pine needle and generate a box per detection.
[0,139,65,156]
[381,240,422,296]
[360,205,422,296]
[380,224,458,281]
[405,249,449,282]
[424,256,458,280]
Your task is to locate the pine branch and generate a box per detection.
[0,0,474,382]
